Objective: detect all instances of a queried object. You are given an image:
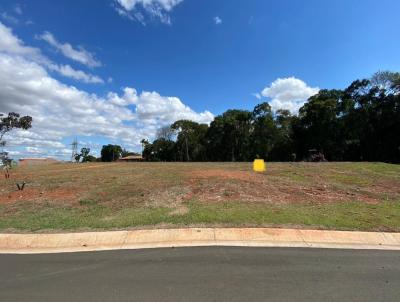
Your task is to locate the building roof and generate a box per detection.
[119,155,143,160]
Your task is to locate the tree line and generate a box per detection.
[74,145,140,162]
[2,71,399,164]
[142,71,400,163]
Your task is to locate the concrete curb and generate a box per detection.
[1,228,400,254]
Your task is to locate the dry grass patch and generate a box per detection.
[0,162,399,232]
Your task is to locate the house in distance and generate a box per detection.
[117,154,143,162]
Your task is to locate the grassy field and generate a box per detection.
[1,162,400,232]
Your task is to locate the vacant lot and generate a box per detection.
[1,162,399,232]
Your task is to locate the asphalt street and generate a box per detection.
[1,247,399,302]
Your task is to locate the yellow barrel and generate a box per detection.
[253,159,266,172]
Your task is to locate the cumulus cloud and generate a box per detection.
[0,22,213,159]
[135,91,213,124]
[0,22,40,57]
[0,12,19,24]
[49,64,104,84]
[114,0,183,25]
[0,22,104,84]
[38,31,101,68]
[260,77,319,113]
[214,16,222,25]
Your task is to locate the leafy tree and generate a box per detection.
[156,126,175,141]
[146,138,176,161]
[101,144,122,162]
[172,120,208,161]
[74,147,91,163]
[141,139,151,160]
[370,71,400,94]
[207,110,252,161]
[0,112,32,147]
[140,70,400,163]
[250,103,276,160]
[269,109,296,161]
[121,148,130,158]
[80,148,91,162]
[0,151,10,166]
[0,112,32,166]
[74,153,81,163]
[140,139,149,157]
[343,73,400,162]
[296,90,342,160]
[85,155,97,162]
[205,115,226,161]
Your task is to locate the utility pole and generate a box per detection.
[71,137,78,162]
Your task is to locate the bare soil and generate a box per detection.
[1,162,399,207]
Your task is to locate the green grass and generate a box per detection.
[78,199,98,206]
[1,162,400,233]
[1,199,399,232]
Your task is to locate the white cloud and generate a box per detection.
[114,0,183,25]
[107,87,139,106]
[25,147,43,154]
[135,91,213,124]
[14,4,23,15]
[260,77,319,113]
[214,16,222,25]
[1,4,24,25]
[49,64,104,84]
[38,31,101,68]
[0,22,213,159]
[0,22,103,84]
[0,22,39,57]
[5,150,21,156]
[0,12,19,24]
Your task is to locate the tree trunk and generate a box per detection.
[185,136,190,162]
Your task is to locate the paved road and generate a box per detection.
[1,247,399,301]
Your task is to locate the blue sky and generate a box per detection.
[0,0,399,159]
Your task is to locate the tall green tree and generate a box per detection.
[172,120,208,161]
[296,89,343,160]
[343,72,400,162]
[207,110,252,161]
[250,102,276,160]
[147,138,176,161]
[140,70,400,163]
[80,148,91,162]
[269,109,295,161]
[101,144,122,162]
[156,126,175,141]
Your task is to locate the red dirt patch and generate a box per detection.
[190,169,263,182]
[0,187,80,204]
[185,169,386,204]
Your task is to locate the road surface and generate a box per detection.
[1,247,399,301]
